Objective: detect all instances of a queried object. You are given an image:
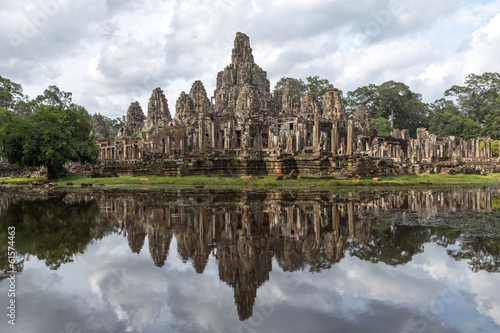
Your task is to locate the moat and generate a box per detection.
[1,187,500,333]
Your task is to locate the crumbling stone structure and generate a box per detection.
[95,32,499,177]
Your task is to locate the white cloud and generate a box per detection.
[1,0,500,116]
[463,12,500,76]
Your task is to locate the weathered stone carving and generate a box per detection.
[323,87,347,121]
[353,104,373,136]
[144,88,171,132]
[235,83,259,116]
[116,101,145,137]
[213,32,270,115]
[175,92,195,124]
[281,81,301,117]
[189,80,211,116]
[232,32,254,65]
[300,92,319,119]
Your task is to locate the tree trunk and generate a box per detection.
[47,162,67,179]
[390,107,394,128]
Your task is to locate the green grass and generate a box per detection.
[0,177,45,184]
[1,173,500,189]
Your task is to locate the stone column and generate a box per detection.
[210,120,216,149]
[313,113,319,148]
[224,127,230,149]
[198,115,205,155]
[347,119,353,156]
[243,124,250,155]
[331,120,338,155]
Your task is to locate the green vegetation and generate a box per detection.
[345,80,429,136]
[0,76,23,110]
[428,98,482,140]
[444,72,500,124]
[90,113,126,139]
[371,116,392,136]
[0,194,115,273]
[0,105,100,179]
[1,173,499,188]
[0,77,102,179]
[274,76,334,104]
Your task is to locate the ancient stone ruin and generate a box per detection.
[92,32,499,177]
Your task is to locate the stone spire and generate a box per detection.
[213,32,270,116]
[281,80,301,117]
[176,80,211,124]
[175,91,195,124]
[189,80,211,116]
[144,88,171,132]
[300,91,319,119]
[116,101,145,137]
[126,101,145,127]
[231,32,254,65]
[353,104,374,136]
[323,87,347,121]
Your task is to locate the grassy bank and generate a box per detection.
[1,173,500,188]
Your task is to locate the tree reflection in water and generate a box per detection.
[0,188,499,320]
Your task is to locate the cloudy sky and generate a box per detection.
[1,0,500,118]
[3,235,500,333]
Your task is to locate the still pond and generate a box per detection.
[1,187,500,333]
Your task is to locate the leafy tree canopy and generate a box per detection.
[274,76,334,104]
[428,98,483,140]
[0,105,100,178]
[274,77,307,95]
[91,113,126,139]
[0,76,23,110]
[481,107,500,140]
[371,116,393,136]
[35,85,74,108]
[346,81,429,137]
[445,72,500,123]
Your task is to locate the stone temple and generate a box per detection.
[92,32,499,177]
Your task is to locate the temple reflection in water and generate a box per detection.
[66,188,498,320]
[0,188,498,321]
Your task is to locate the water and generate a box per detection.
[1,187,500,333]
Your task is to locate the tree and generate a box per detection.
[12,97,38,119]
[481,108,500,139]
[428,98,460,136]
[371,116,392,136]
[274,77,306,95]
[35,85,74,108]
[445,72,500,123]
[91,113,126,139]
[0,76,23,110]
[428,98,482,140]
[346,81,429,137]
[0,105,100,179]
[492,140,499,157]
[304,76,334,104]
[274,76,334,104]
